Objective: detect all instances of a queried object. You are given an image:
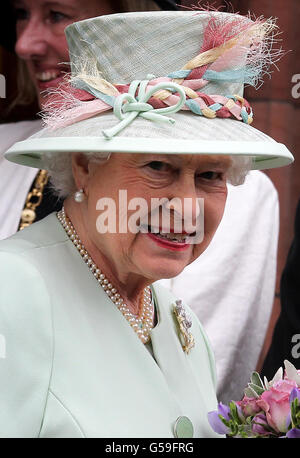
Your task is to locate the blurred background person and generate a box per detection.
[0,0,176,239]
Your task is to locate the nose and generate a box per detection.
[15,18,48,60]
[165,177,203,234]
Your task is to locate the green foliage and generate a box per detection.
[290,398,300,430]
[244,371,267,398]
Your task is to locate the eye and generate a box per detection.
[14,8,29,21]
[49,10,69,24]
[146,161,171,172]
[197,171,223,181]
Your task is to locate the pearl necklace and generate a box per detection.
[57,207,154,344]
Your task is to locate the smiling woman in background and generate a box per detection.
[0,10,293,437]
[0,0,175,239]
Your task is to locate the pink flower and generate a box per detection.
[257,379,297,433]
[238,396,261,417]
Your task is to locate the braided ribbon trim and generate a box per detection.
[146,78,253,124]
[102,76,187,139]
[44,75,253,132]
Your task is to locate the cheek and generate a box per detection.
[205,194,227,232]
[54,35,70,60]
[24,60,35,77]
[86,175,130,242]
[16,23,23,41]
[191,191,227,258]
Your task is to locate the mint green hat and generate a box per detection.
[5,11,294,170]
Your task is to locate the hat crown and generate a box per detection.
[65,11,248,96]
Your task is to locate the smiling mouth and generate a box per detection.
[143,225,196,244]
[36,70,64,83]
[35,70,61,83]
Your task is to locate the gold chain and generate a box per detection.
[19,170,49,230]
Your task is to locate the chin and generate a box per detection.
[143,262,187,283]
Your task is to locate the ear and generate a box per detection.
[71,153,90,194]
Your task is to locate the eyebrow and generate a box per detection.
[12,0,75,8]
[45,1,76,7]
[167,155,232,168]
[139,154,232,169]
[198,158,232,168]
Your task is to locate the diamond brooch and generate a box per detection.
[173,300,195,354]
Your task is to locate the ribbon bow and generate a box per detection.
[102,76,186,139]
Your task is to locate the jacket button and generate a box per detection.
[173,416,194,438]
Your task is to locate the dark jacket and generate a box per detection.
[261,198,300,379]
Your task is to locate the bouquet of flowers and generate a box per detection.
[208,360,300,438]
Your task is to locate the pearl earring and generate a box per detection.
[74,188,85,203]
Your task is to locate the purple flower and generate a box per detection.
[286,387,300,434]
[289,387,300,404]
[286,428,300,438]
[252,413,271,436]
[207,402,230,435]
[286,412,291,430]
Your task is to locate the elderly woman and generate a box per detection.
[0,11,293,438]
[1,2,285,408]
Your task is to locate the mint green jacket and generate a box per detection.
[0,213,219,438]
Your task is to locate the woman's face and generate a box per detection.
[13,0,117,107]
[77,153,231,285]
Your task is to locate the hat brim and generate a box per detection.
[4,112,294,170]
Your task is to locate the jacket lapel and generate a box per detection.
[150,284,216,436]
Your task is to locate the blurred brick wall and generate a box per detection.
[231,0,300,288]
[181,0,300,363]
[233,0,300,366]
